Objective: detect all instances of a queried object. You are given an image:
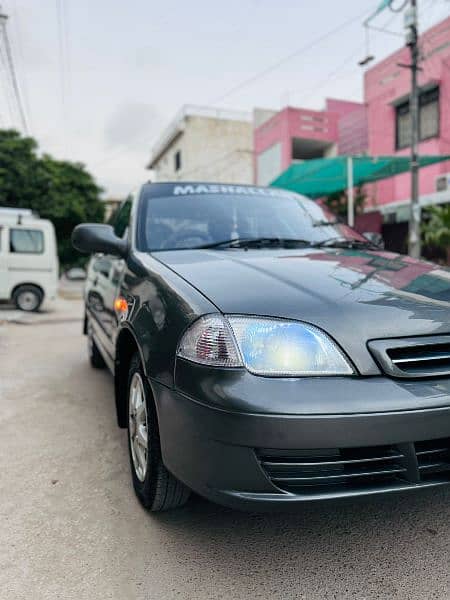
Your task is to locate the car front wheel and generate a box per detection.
[127,353,190,511]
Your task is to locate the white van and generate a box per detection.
[0,207,59,311]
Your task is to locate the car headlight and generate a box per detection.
[177,314,354,376]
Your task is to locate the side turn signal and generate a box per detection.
[114,297,128,313]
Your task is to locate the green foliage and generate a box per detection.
[423,204,450,252]
[0,129,104,267]
[323,186,366,220]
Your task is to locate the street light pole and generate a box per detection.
[407,0,421,258]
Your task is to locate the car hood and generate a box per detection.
[152,247,450,375]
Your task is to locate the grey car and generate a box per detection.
[72,182,450,512]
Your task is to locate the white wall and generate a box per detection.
[256,143,282,186]
[152,116,253,184]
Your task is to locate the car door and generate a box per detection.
[86,197,133,361]
[107,197,133,342]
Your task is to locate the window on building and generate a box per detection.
[395,87,440,150]
[174,150,182,172]
[420,87,439,140]
[9,229,44,254]
[396,103,411,150]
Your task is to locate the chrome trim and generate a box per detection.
[368,335,450,378]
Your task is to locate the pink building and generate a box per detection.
[253,99,368,186]
[252,16,450,256]
[364,16,450,218]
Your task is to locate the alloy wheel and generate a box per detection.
[128,372,148,482]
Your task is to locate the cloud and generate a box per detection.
[103,102,164,150]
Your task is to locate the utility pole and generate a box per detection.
[361,0,422,258]
[406,0,421,258]
[0,5,28,134]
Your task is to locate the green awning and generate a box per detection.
[270,155,450,198]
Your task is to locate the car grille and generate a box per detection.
[416,439,450,480]
[257,438,450,495]
[368,335,450,378]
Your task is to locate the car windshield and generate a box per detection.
[138,189,367,252]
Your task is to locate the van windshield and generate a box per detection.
[138,190,367,252]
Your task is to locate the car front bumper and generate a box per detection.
[150,361,450,511]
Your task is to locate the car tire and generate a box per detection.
[127,353,191,511]
[12,285,43,312]
[87,322,106,369]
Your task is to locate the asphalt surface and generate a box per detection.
[0,298,449,600]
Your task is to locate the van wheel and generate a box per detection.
[127,353,191,511]
[87,323,106,369]
[13,285,43,312]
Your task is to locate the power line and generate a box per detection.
[0,7,28,133]
[9,1,33,133]
[94,7,383,171]
[359,8,404,66]
[92,134,154,168]
[0,32,17,125]
[283,8,405,106]
[284,43,365,104]
[208,5,379,105]
[56,0,70,152]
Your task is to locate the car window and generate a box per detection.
[113,198,132,239]
[138,190,365,251]
[10,228,45,254]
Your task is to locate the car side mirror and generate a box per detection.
[72,224,128,258]
[363,231,385,250]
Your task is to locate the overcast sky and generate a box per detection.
[1,0,449,197]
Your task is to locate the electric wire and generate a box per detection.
[284,43,366,104]
[0,31,16,126]
[56,0,70,152]
[0,11,28,133]
[208,5,380,105]
[95,5,382,169]
[8,1,33,133]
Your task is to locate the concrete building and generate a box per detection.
[147,105,253,184]
[253,99,368,186]
[364,15,450,231]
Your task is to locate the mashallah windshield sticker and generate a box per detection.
[173,184,295,198]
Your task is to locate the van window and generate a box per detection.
[10,229,44,254]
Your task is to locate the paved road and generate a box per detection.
[1,299,449,600]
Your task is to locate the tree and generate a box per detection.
[0,129,104,267]
[323,186,366,221]
[38,156,104,266]
[423,204,450,264]
[0,129,47,207]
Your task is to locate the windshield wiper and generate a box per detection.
[313,237,376,249]
[196,237,313,250]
